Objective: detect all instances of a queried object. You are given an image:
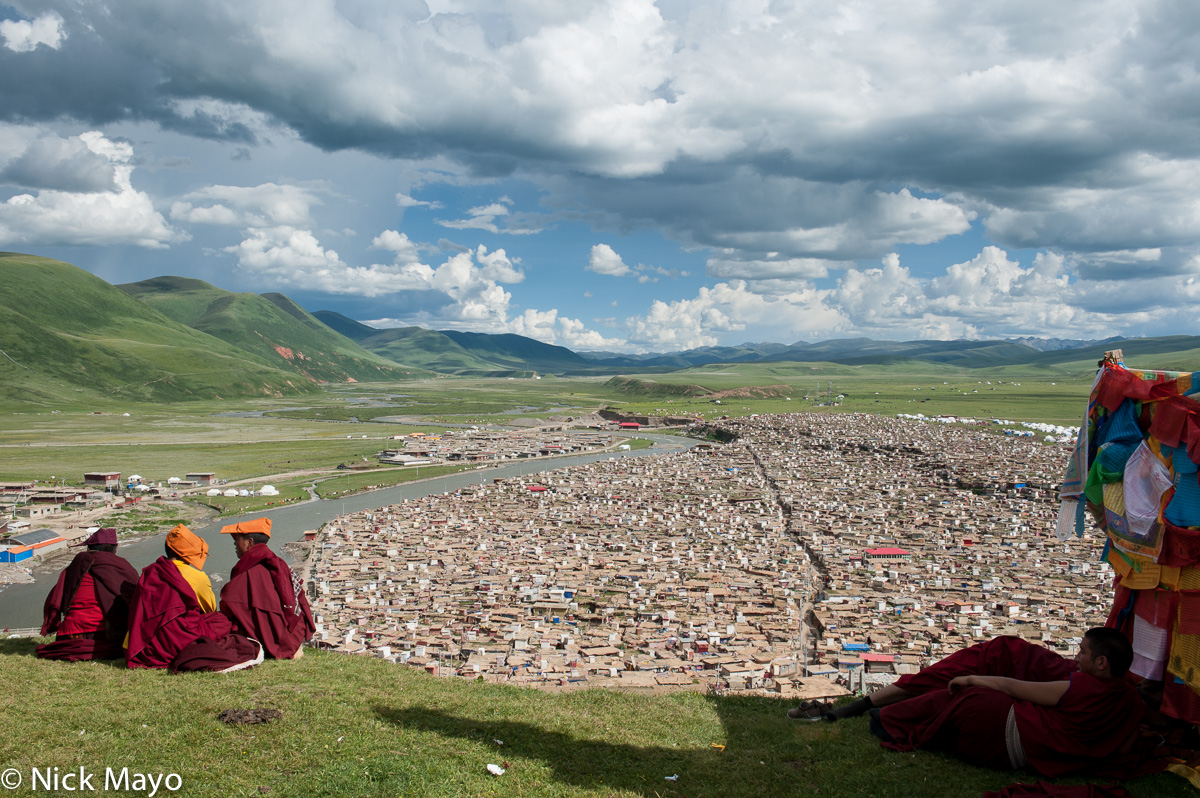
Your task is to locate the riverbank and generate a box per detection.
[0,435,691,626]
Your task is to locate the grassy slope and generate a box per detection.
[0,254,320,404]
[319,315,614,376]
[605,376,713,397]
[356,326,508,374]
[596,362,1095,425]
[119,277,431,382]
[439,330,592,370]
[0,640,1185,798]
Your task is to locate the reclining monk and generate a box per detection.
[125,524,262,672]
[817,628,1144,778]
[219,518,315,659]
[38,528,138,661]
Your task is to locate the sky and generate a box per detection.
[2,1,1200,354]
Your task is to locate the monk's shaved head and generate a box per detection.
[1084,627,1133,677]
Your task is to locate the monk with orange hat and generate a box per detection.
[219,517,315,659]
[125,524,262,672]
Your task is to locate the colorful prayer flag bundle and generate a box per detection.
[1060,362,1200,723]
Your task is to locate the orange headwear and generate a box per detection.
[165,524,208,569]
[219,517,272,538]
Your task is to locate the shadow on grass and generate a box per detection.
[373,693,1192,798]
[0,636,126,667]
[0,637,38,657]
[375,693,838,798]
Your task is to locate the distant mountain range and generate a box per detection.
[4,252,1200,405]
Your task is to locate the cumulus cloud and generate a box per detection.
[225,225,442,297]
[587,243,686,283]
[0,133,115,192]
[587,243,631,276]
[829,248,1117,340]
[0,131,182,248]
[625,280,845,351]
[508,308,625,350]
[370,229,423,264]
[437,199,513,233]
[171,182,323,227]
[1,12,64,52]
[228,226,528,328]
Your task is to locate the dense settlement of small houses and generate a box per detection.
[304,412,1106,698]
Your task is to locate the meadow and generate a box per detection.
[0,638,1186,798]
[0,365,1110,489]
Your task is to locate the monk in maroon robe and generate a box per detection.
[125,524,262,672]
[38,528,137,661]
[817,629,1144,778]
[219,518,315,659]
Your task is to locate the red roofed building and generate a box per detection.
[861,652,899,673]
[864,547,911,561]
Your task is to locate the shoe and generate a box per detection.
[787,701,830,721]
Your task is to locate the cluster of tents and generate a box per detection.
[205,485,279,498]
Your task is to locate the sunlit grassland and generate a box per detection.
[0,436,407,484]
[604,364,1095,427]
[0,368,1102,486]
[0,639,1185,798]
[267,375,616,422]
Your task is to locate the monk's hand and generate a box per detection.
[947,675,974,694]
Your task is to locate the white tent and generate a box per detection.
[167,477,182,484]
[223,489,238,497]
[238,489,250,497]
[206,489,222,496]
[260,485,279,496]
[136,484,152,492]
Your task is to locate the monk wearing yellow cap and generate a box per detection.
[125,524,262,672]
[219,517,315,659]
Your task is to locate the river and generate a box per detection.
[0,433,695,627]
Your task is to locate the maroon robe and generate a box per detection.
[38,550,137,661]
[879,637,1144,778]
[220,543,315,659]
[126,557,258,671]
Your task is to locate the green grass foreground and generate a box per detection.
[0,640,1189,798]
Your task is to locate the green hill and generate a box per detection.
[310,309,380,341]
[355,325,504,374]
[121,280,431,383]
[0,253,322,404]
[0,637,1183,798]
[313,313,593,376]
[1027,336,1200,373]
[439,330,591,372]
[604,376,712,397]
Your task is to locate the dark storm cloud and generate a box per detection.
[7,0,1200,288]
